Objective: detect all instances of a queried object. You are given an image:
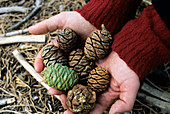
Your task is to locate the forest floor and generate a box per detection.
[0,0,169,114]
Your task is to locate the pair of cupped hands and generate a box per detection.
[29,11,140,114]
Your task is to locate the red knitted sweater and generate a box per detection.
[76,0,170,80]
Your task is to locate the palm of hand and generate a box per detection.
[29,11,140,114]
[90,51,140,114]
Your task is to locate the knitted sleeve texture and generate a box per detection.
[76,0,142,35]
[111,5,170,80]
[77,1,170,80]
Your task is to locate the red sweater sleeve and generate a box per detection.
[76,0,142,35]
[111,5,170,80]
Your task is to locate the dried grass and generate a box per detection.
[0,0,169,113]
[0,0,86,113]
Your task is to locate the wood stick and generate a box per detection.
[143,0,152,5]
[0,35,46,45]
[59,5,64,12]
[141,82,170,102]
[7,5,42,31]
[145,78,164,92]
[0,110,22,114]
[0,97,15,106]
[0,87,15,97]
[0,6,29,14]
[0,28,29,37]
[36,0,42,6]
[18,0,26,5]
[138,92,170,113]
[48,0,56,7]
[12,50,61,101]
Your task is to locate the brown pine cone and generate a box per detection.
[84,24,113,61]
[69,49,95,82]
[56,28,78,54]
[66,84,96,113]
[87,67,110,93]
[42,45,67,67]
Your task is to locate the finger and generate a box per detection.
[63,110,74,114]
[48,87,65,95]
[109,78,140,113]
[34,47,44,72]
[90,88,120,114]
[29,14,65,35]
[60,94,68,109]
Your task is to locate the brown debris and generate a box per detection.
[0,0,86,113]
[0,0,169,114]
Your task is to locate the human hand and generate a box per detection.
[92,51,140,114]
[29,11,97,72]
[30,11,140,114]
[58,51,140,114]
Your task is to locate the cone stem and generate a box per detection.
[101,24,106,30]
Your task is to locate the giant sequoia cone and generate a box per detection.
[56,28,78,54]
[42,45,67,67]
[87,67,110,93]
[66,84,96,113]
[84,24,113,61]
[42,64,79,91]
[69,49,95,82]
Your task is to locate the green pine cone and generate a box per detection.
[42,64,79,91]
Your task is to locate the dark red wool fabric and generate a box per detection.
[76,0,170,80]
[112,5,170,80]
[76,0,142,35]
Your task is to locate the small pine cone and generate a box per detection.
[66,84,96,113]
[42,45,68,67]
[56,28,78,54]
[42,64,79,91]
[69,49,95,82]
[84,24,113,61]
[87,67,110,93]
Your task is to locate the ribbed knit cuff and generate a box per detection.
[76,0,142,35]
[111,5,170,80]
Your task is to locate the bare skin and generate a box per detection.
[29,11,140,114]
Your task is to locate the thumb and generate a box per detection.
[29,14,66,35]
[64,110,74,114]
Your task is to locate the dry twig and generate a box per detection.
[18,0,26,6]
[0,97,15,106]
[141,82,170,102]
[0,35,46,45]
[0,28,29,37]
[0,6,29,14]
[35,0,42,6]
[12,49,61,101]
[7,5,42,31]
[138,92,170,113]
[0,110,22,114]
[143,0,152,5]
[48,0,56,7]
